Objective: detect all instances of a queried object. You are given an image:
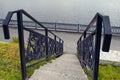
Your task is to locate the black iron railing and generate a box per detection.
[0,19,120,35]
[2,9,63,80]
[77,13,112,80]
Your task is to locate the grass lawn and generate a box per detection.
[0,42,22,80]
[86,62,120,80]
[98,64,120,80]
[0,42,55,80]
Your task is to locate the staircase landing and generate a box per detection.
[29,54,88,80]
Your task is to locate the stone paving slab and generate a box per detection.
[29,54,88,80]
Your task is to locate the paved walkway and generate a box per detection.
[29,54,88,80]
[0,28,120,54]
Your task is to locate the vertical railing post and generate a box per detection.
[59,38,61,55]
[17,11,26,80]
[62,40,64,54]
[78,24,79,32]
[84,32,86,38]
[93,16,102,80]
[55,22,56,31]
[54,35,56,54]
[35,23,37,29]
[45,29,48,61]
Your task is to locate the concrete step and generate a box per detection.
[29,54,88,80]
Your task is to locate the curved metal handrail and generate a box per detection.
[78,13,112,52]
[3,9,63,41]
[2,9,64,80]
[77,13,112,80]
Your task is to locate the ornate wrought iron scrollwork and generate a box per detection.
[25,32,46,62]
[48,37,55,57]
[55,41,63,56]
[83,35,94,70]
[56,41,60,56]
[59,42,63,54]
[78,35,94,70]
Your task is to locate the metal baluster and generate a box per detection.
[17,11,26,80]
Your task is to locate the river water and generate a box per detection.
[0,0,120,52]
[0,0,120,26]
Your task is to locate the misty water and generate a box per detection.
[0,0,120,51]
[0,0,120,26]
